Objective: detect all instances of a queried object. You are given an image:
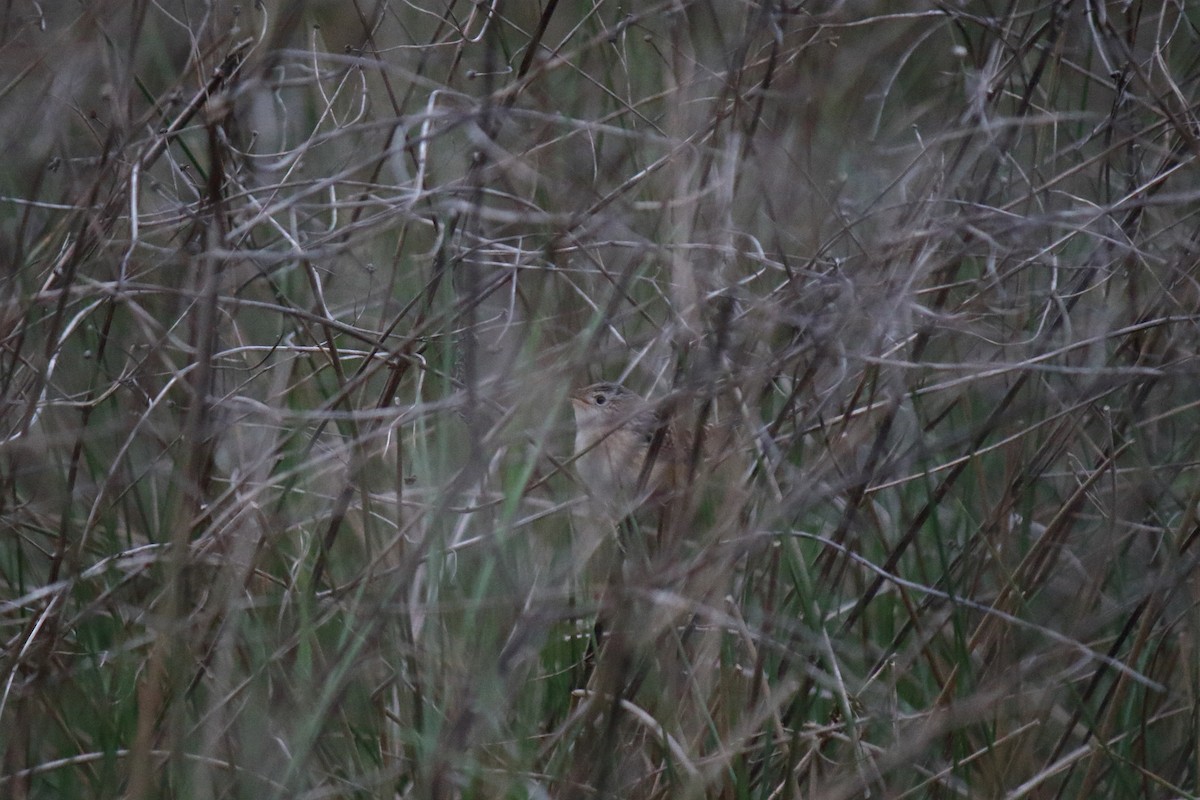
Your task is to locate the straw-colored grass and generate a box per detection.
[2,2,1199,798]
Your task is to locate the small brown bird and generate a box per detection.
[570,381,737,518]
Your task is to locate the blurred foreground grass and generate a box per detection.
[2,1,1200,798]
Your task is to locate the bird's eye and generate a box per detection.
[593,393,607,405]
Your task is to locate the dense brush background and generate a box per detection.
[2,1,1200,797]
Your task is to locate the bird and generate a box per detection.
[570,383,670,515]
[570,382,736,518]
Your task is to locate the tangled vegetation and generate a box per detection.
[2,1,1200,797]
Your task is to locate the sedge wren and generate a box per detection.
[570,382,696,515]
